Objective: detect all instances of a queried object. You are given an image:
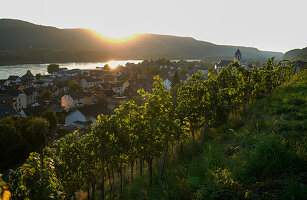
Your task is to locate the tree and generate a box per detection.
[30,117,49,192]
[47,64,60,74]
[171,71,180,87]
[9,152,64,199]
[40,90,52,100]
[35,73,42,80]
[103,64,111,71]
[177,71,207,139]
[0,116,37,168]
[91,114,114,200]
[41,110,58,130]
[170,82,181,100]
[110,102,141,195]
[139,76,177,187]
[51,131,89,198]
[69,80,82,91]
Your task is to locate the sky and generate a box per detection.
[0,0,306,53]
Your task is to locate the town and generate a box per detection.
[2,48,305,138]
[0,58,215,137]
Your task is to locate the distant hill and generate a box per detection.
[0,19,284,64]
[283,47,307,62]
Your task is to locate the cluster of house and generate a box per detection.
[0,62,210,132]
[0,67,129,129]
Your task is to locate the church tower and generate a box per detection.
[234,47,242,64]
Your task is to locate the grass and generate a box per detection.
[105,70,307,200]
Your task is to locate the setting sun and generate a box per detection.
[105,60,119,69]
[88,30,143,44]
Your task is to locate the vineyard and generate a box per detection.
[1,58,305,199]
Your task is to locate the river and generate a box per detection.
[0,60,143,79]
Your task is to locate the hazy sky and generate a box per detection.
[1,0,306,53]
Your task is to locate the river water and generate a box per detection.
[0,60,143,79]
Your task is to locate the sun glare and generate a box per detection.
[106,60,118,69]
[88,30,143,44]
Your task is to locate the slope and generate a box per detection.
[283,47,307,62]
[120,70,307,200]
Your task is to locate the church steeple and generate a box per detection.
[234,47,242,64]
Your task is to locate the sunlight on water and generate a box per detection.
[0,60,142,79]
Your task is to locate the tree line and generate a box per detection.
[5,58,298,199]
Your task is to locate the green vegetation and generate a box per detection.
[171,71,180,87]
[69,80,82,91]
[8,153,62,199]
[3,59,305,199]
[283,47,307,61]
[40,89,52,101]
[47,64,60,74]
[0,117,49,171]
[35,73,42,80]
[41,110,58,130]
[120,69,307,199]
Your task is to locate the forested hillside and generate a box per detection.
[0,19,283,65]
[283,47,307,61]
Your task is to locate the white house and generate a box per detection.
[65,104,111,128]
[65,110,88,128]
[163,79,171,91]
[3,89,27,112]
[13,92,27,112]
[110,81,130,97]
[24,87,39,106]
[81,78,104,88]
[61,92,84,110]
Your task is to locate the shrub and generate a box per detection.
[200,168,244,199]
